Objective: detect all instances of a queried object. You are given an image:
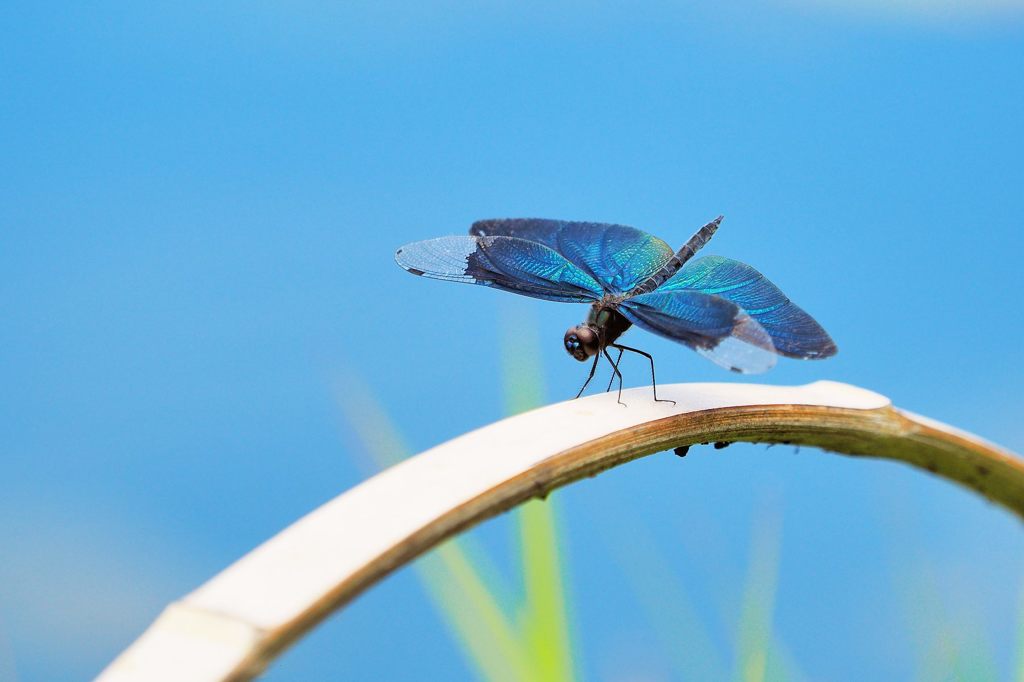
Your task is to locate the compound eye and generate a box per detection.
[564,334,580,353]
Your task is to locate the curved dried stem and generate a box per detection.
[97,381,1023,682]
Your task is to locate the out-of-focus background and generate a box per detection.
[2,2,1023,680]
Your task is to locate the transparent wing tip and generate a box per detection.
[696,311,779,374]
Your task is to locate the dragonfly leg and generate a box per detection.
[574,352,601,399]
[611,344,676,405]
[605,347,624,393]
[603,348,626,406]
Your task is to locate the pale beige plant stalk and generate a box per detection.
[98,379,1023,682]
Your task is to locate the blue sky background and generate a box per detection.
[2,2,1023,680]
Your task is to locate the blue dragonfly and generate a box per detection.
[395,216,836,404]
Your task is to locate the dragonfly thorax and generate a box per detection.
[563,303,632,362]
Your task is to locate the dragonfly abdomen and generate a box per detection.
[629,215,723,296]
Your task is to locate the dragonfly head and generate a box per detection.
[564,325,599,362]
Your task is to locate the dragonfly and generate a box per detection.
[395,216,836,405]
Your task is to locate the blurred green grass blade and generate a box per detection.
[595,485,806,682]
[734,503,783,682]
[763,636,808,682]
[591,488,728,680]
[951,634,997,682]
[895,559,1001,682]
[420,545,533,682]
[925,620,996,682]
[518,498,575,682]
[337,378,531,682]
[337,379,408,470]
[500,304,577,682]
[940,604,997,682]
[896,567,955,682]
[499,304,547,416]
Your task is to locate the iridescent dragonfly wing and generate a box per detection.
[395,235,604,303]
[620,290,778,373]
[470,219,674,294]
[654,256,837,359]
